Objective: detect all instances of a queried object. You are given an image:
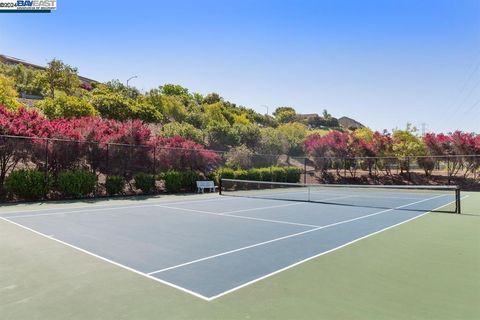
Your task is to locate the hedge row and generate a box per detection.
[5,166,303,201]
[5,169,97,200]
[4,169,206,200]
[216,166,303,183]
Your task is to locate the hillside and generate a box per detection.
[338,116,365,129]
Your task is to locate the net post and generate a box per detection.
[219,178,222,195]
[455,187,461,214]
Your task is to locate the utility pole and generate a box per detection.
[421,123,427,136]
[126,75,138,87]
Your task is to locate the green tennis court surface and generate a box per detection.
[1,192,479,319]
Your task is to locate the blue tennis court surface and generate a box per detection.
[0,190,456,300]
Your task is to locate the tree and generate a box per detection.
[256,127,286,154]
[203,92,222,104]
[161,122,204,143]
[38,59,81,97]
[306,114,322,128]
[161,95,187,122]
[146,89,187,122]
[231,123,261,149]
[204,102,229,124]
[250,127,285,166]
[150,136,220,172]
[392,125,425,173]
[36,95,97,119]
[273,106,297,123]
[206,121,239,150]
[233,113,251,125]
[225,145,254,169]
[0,62,44,96]
[159,84,190,97]
[105,79,140,99]
[0,75,20,110]
[423,131,480,178]
[305,131,350,174]
[91,91,136,121]
[0,106,52,196]
[277,122,307,155]
[134,97,163,123]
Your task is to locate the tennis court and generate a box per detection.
[0,180,461,301]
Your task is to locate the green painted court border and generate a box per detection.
[1,192,479,319]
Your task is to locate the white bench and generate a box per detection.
[196,181,218,193]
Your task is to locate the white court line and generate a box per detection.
[207,194,469,300]
[147,194,446,276]
[2,196,246,219]
[0,216,211,301]
[0,193,464,301]
[155,204,320,228]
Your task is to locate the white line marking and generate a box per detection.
[147,194,446,276]
[0,216,211,301]
[220,202,304,214]
[2,196,244,219]
[0,195,239,214]
[207,195,465,300]
[155,204,320,228]
[0,193,462,301]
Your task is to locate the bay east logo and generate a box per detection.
[17,0,56,9]
[0,0,56,12]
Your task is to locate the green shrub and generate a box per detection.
[246,168,262,181]
[163,171,183,193]
[5,169,50,200]
[105,175,125,195]
[217,168,235,180]
[134,173,156,194]
[162,170,199,193]
[206,171,218,184]
[181,170,200,192]
[37,95,98,119]
[258,167,272,181]
[233,169,249,180]
[271,166,287,182]
[58,169,96,198]
[285,167,303,183]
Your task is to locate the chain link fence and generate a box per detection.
[1,134,479,201]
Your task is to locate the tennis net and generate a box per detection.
[220,179,461,213]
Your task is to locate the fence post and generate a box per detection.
[407,157,411,181]
[44,139,49,198]
[105,143,109,175]
[447,157,451,184]
[153,146,156,175]
[303,157,307,184]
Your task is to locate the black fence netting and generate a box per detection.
[1,134,479,202]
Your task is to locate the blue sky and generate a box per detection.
[1,0,479,133]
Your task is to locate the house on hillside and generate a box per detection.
[338,116,365,130]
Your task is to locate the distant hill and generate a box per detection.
[338,116,365,129]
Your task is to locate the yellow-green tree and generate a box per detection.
[0,75,20,110]
[36,94,98,119]
[392,124,426,173]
